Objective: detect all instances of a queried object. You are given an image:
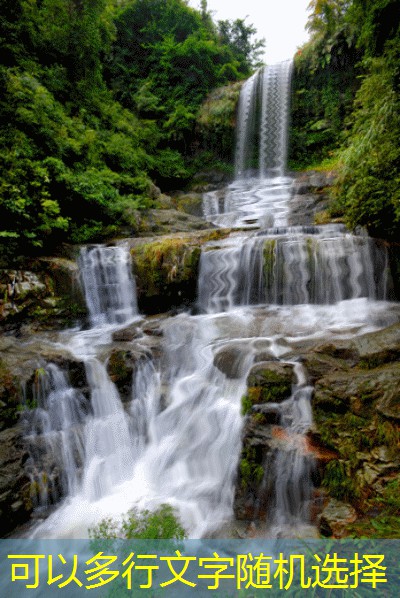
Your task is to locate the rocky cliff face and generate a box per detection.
[0,257,87,332]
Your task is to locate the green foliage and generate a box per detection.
[333,57,400,239]
[89,504,187,540]
[0,0,262,259]
[196,82,242,162]
[291,0,400,243]
[239,447,264,489]
[217,18,265,73]
[350,478,400,538]
[322,459,359,501]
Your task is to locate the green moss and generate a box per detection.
[322,460,360,501]
[252,412,267,425]
[374,420,399,449]
[239,447,264,489]
[263,240,276,281]
[131,230,230,299]
[241,387,262,415]
[316,402,400,510]
[131,237,200,296]
[196,82,242,163]
[249,370,292,401]
[349,479,400,538]
[107,351,132,386]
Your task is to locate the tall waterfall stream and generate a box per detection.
[23,62,398,539]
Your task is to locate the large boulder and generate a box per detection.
[319,499,357,537]
[213,345,248,379]
[244,362,294,409]
[106,348,152,402]
[314,362,400,417]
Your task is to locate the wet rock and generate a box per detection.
[0,426,32,535]
[0,334,89,412]
[305,431,338,465]
[134,209,211,236]
[314,362,400,417]
[190,169,232,191]
[213,346,247,379]
[304,322,400,372]
[112,325,142,342]
[319,499,357,537]
[253,351,278,363]
[106,349,150,402]
[353,322,400,369]
[142,322,164,337]
[0,259,86,330]
[130,230,229,315]
[172,192,204,217]
[234,361,297,522]
[246,362,294,404]
[288,171,338,227]
[298,351,350,384]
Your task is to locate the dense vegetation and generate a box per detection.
[0,0,263,261]
[289,0,400,240]
[1,0,399,257]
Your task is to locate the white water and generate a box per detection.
[198,226,391,313]
[25,62,399,540]
[204,61,293,230]
[78,245,138,327]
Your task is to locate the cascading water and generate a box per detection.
[25,244,144,536]
[198,226,391,313]
[235,61,292,178]
[24,62,399,541]
[203,61,293,229]
[79,245,138,327]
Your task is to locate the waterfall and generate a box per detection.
[24,63,398,541]
[79,244,138,327]
[203,61,294,229]
[198,226,391,313]
[23,364,87,510]
[235,61,292,179]
[26,245,145,536]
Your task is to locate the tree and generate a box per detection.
[218,18,265,73]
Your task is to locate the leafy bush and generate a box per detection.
[333,58,400,239]
[89,504,187,541]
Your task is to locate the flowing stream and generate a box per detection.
[24,62,398,539]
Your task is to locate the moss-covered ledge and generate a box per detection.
[128,230,230,314]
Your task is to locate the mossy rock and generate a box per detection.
[130,230,229,314]
[0,426,32,534]
[0,259,87,330]
[242,362,294,414]
[319,498,357,537]
[107,349,150,402]
[314,362,400,416]
[172,193,204,217]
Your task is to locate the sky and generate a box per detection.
[191,0,311,64]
